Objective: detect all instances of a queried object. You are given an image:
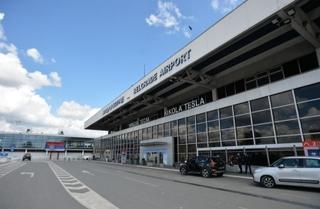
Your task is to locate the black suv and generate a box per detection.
[179,156,225,178]
[22,153,31,161]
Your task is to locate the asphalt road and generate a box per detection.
[0,160,319,209]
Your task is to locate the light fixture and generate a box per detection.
[272,18,281,25]
[283,19,291,24]
[287,8,296,16]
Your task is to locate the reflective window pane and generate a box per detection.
[298,100,320,118]
[295,83,320,102]
[220,106,233,118]
[272,105,297,121]
[207,120,219,132]
[196,113,206,123]
[187,134,196,144]
[208,131,220,142]
[207,110,218,121]
[301,116,320,134]
[196,123,206,133]
[271,91,294,107]
[187,125,195,135]
[234,102,249,115]
[235,114,251,127]
[197,133,207,143]
[252,110,271,124]
[236,127,253,139]
[220,118,234,129]
[221,129,235,141]
[275,120,300,135]
[254,124,274,138]
[255,137,275,145]
[251,97,269,111]
[277,136,301,144]
[237,139,254,145]
[187,116,195,125]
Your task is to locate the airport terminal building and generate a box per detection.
[86,0,320,167]
[0,132,93,160]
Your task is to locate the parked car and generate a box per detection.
[22,153,31,161]
[82,155,91,160]
[253,156,320,188]
[179,156,225,178]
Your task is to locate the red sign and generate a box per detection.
[45,141,65,151]
[303,140,320,148]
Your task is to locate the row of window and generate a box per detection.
[217,52,319,99]
[97,82,320,162]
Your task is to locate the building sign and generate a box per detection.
[133,49,192,95]
[164,97,205,117]
[129,117,150,128]
[159,49,192,78]
[303,140,320,157]
[45,142,65,152]
[103,96,124,115]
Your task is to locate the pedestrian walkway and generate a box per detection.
[95,161,253,180]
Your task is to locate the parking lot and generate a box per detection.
[0,160,319,209]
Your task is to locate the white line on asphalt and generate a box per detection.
[48,162,120,209]
[0,162,25,178]
[124,176,159,188]
[224,174,252,180]
[20,172,34,178]
[82,170,95,176]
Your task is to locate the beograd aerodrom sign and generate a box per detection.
[101,49,192,116]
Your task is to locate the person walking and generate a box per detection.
[236,152,243,173]
[244,153,252,175]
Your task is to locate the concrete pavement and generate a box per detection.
[0,160,319,209]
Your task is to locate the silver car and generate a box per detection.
[253,156,320,188]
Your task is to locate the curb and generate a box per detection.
[92,160,253,179]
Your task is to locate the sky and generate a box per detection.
[0,0,244,137]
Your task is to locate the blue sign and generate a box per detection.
[0,152,8,157]
[307,149,320,157]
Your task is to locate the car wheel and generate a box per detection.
[216,173,223,177]
[180,166,188,175]
[201,168,211,178]
[261,175,275,188]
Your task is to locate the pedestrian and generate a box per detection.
[237,153,243,173]
[244,153,252,175]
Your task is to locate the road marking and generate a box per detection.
[124,176,159,188]
[48,162,120,209]
[20,172,34,178]
[0,161,25,178]
[82,170,95,176]
[224,174,252,180]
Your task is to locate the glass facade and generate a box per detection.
[95,81,320,165]
[0,133,93,150]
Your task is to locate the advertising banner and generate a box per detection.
[45,141,65,151]
[303,140,320,157]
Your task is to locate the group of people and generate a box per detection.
[229,152,252,174]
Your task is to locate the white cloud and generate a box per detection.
[0,16,106,138]
[58,101,98,120]
[211,0,243,14]
[26,48,44,64]
[146,1,193,38]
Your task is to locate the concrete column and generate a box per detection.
[212,89,218,101]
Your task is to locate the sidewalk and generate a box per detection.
[93,160,253,180]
